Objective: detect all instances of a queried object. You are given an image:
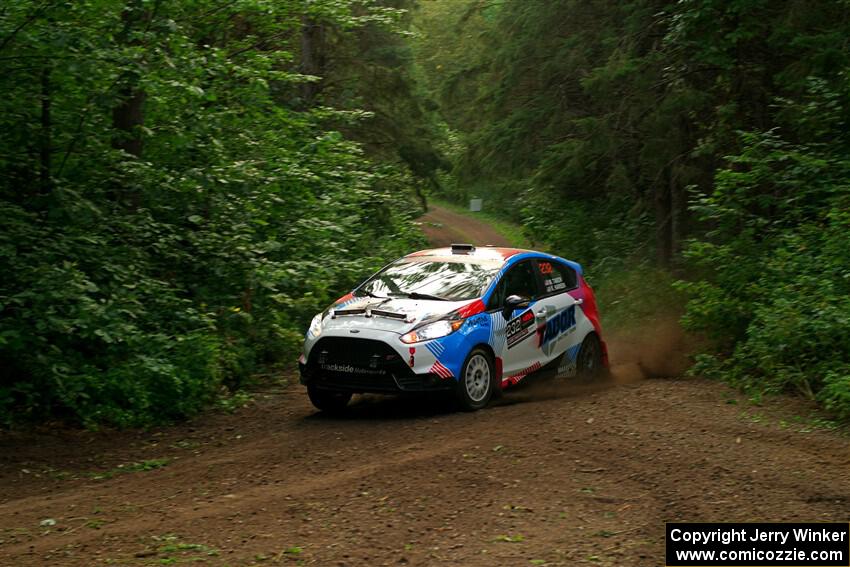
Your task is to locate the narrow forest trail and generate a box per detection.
[418,205,513,247]
[0,211,848,567]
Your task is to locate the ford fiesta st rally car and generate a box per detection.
[299,244,608,413]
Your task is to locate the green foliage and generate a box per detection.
[0,0,427,426]
[123,458,170,473]
[678,84,850,417]
[215,390,253,414]
[318,0,448,203]
[520,192,654,271]
[87,458,170,480]
[415,0,708,263]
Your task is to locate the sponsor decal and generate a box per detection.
[543,274,567,293]
[408,347,415,368]
[462,313,490,334]
[538,261,568,293]
[320,363,387,376]
[538,305,577,349]
[556,361,576,377]
[556,345,581,377]
[505,309,536,349]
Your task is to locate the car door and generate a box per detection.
[532,259,582,376]
[487,260,545,378]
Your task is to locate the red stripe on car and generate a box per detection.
[572,277,609,368]
[457,299,485,318]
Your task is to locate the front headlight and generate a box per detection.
[400,318,465,344]
[307,313,323,338]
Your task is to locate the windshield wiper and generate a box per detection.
[403,291,450,301]
[355,290,387,299]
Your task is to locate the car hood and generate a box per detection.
[321,296,473,335]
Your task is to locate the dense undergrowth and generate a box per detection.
[679,120,850,420]
[0,1,429,427]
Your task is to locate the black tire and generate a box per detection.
[454,348,495,411]
[307,385,352,414]
[576,333,603,380]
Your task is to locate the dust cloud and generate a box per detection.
[606,316,694,383]
[498,316,696,404]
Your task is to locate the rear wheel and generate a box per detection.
[576,333,603,380]
[455,348,495,411]
[307,385,352,414]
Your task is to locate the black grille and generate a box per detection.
[302,337,452,393]
[310,336,399,367]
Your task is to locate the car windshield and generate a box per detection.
[356,257,502,302]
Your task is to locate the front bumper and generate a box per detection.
[299,336,455,394]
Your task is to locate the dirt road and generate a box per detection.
[418,205,512,248]
[1,207,848,567]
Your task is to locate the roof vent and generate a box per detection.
[451,243,475,254]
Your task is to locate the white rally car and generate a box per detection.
[299,244,608,412]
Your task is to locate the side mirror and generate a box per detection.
[502,294,530,320]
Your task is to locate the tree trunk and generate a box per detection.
[654,173,672,266]
[112,87,146,157]
[299,15,325,106]
[39,65,51,194]
[670,168,685,259]
[111,1,147,158]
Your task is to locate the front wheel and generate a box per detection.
[307,385,352,414]
[576,333,603,380]
[455,348,495,411]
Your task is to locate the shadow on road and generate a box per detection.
[301,392,460,422]
[301,374,624,422]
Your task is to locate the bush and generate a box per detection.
[0,2,426,427]
[678,84,850,419]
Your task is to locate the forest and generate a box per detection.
[1,0,848,427]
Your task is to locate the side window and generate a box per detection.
[537,260,578,295]
[487,262,540,309]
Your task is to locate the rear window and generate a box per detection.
[357,258,502,302]
[537,260,577,294]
